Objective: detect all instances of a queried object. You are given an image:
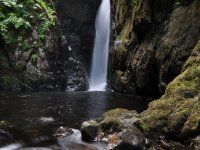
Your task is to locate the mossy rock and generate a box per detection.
[140,41,200,140]
[81,120,99,141]
[100,109,140,133]
[103,109,139,126]
[103,108,131,118]
[100,117,121,133]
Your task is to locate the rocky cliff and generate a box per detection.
[54,0,101,74]
[109,0,200,97]
[0,0,87,91]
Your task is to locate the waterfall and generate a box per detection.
[89,0,110,91]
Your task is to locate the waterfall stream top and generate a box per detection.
[89,0,111,91]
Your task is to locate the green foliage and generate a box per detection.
[0,0,56,50]
[31,53,38,63]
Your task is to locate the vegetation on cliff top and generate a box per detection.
[0,0,58,91]
[0,0,56,50]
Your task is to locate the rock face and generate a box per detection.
[54,0,101,74]
[140,41,200,140]
[109,0,200,96]
[0,1,88,91]
[0,27,87,91]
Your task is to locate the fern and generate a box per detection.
[0,0,56,49]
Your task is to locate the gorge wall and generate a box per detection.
[54,0,101,73]
[109,0,200,97]
[0,0,88,91]
[0,0,102,92]
[1,0,200,95]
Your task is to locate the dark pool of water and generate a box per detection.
[0,91,149,149]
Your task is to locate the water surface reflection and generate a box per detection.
[0,92,149,149]
[0,91,148,129]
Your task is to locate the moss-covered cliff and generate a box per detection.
[140,41,200,141]
[109,0,200,97]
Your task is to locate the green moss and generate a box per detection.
[182,99,200,132]
[103,108,130,118]
[100,117,121,133]
[104,108,139,120]
[167,99,197,132]
[101,108,139,133]
[140,41,200,138]
[165,64,200,99]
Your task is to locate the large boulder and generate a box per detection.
[81,108,145,150]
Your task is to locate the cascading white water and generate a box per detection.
[89,0,110,91]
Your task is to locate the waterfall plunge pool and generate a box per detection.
[0,92,149,149]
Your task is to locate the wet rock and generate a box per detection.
[54,0,101,73]
[191,136,200,150]
[54,127,73,138]
[145,136,192,150]
[58,129,102,150]
[65,57,88,91]
[81,109,145,150]
[0,129,13,144]
[81,120,99,141]
[108,127,145,150]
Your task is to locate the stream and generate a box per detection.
[0,92,149,149]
